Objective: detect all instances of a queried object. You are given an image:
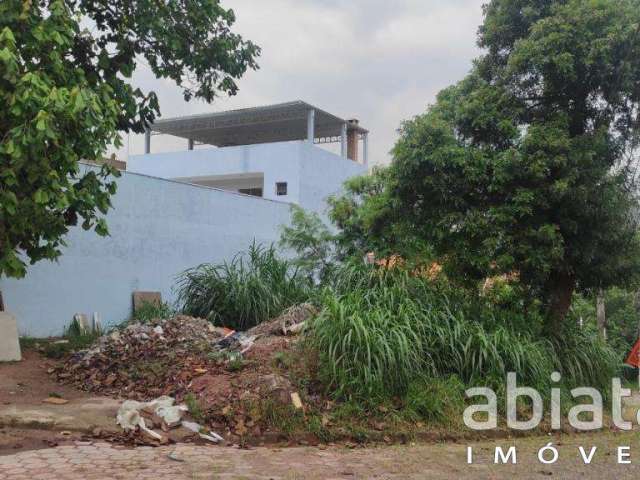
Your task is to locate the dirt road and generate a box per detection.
[1,430,640,479]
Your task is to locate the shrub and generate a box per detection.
[403,376,465,424]
[131,301,175,324]
[310,264,618,403]
[41,317,102,358]
[312,273,429,398]
[176,242,312,330]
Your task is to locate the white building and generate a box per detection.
[129,100,369,214]
[1,101,370,336]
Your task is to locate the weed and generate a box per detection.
[176,242,312,330]
[402,376,465,425]
[18,337,40,350]
[252,398,305,436]
[226,354,246,372]
[310,264,618,404]
[184,393,206,424]
[129,301,175,325]
[272,351,294,370]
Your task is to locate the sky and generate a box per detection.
[113,0,486,166]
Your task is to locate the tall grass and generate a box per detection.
[176,243,312,330]
[310,264,618,402]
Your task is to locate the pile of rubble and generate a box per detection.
[54,305,316,402]
[114,395,224,446]
[54,315,246,399]
[52,305,318,443]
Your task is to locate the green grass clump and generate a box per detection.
[310,264,618,406]
[184,393,206,424]
[403,376,465,425]
[131,301,175,324]
[176,242,312,330]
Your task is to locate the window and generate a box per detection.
[238,187,263,197]
[276,182,287,196]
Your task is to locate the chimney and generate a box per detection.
[346,119,359,162]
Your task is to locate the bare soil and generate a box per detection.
[0,350,92,455]
[0,350,89,406]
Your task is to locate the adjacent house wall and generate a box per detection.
[128,141,304,204]
[0,166,292,337]
[1,142,367,337]
[299,145,367,216]
[128,140,367,213]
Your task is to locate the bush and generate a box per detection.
[176,243,312,330]
[310,264,618,403]
[403,376,465,424]
[131,301,175,324]
[312,270,430,398]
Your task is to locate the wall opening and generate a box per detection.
[174,172,265,197]
[276,182,288,196]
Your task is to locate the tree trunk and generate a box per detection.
[545,271,576,334]
[596,288,606,340]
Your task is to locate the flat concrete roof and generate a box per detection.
[149,100,368,147]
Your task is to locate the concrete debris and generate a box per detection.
[73,313,92,334]
[247,303,317,337]
[0,312,22,362]
[116,400,144,431]
[181,419,224,443]
[116,396,191,444]
[156,404,188,428]
[199,431,224,443]
[214,331,255,354]
[42,397,69,405]
[92,312,102,334]
[167,451,185,462]
[52,307,315,442]
[290,392,303,410]
[58,316,232,397]
[181,421,203,434]
[139,417,163,441]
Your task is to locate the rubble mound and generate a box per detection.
[55,315,232,400]
[54,306,315,404]
[247,303,317,337]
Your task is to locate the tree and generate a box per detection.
[279,205,338,283]
[390,0,640,331]
[0,0,259,277]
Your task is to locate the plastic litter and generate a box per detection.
[199,431,224,443]
[181,421,203,433]
[116,396,188,440]
[181,420,224,443]
[156,404,188,428]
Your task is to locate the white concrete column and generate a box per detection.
[144,127,151,154]
[307,109,315,144]
[341,123,347,158]
[188,138,194,150]
[363,132,369,167]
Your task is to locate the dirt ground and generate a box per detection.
[0,350,89,455]
[0,350,90,405]
[3,351,640,477]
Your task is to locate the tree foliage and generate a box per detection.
[390,0,640,328]
[0,0,259,277]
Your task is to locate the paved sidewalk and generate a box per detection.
[2,432,640,479]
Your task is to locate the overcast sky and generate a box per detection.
[113,0,485,166]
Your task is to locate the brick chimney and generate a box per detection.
[347,119,359,162]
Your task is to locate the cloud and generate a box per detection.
[113,0,485,166]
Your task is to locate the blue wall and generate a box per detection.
[128,141,367,212]
[0,167,292,337]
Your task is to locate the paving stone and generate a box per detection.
[2,433,640,479]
